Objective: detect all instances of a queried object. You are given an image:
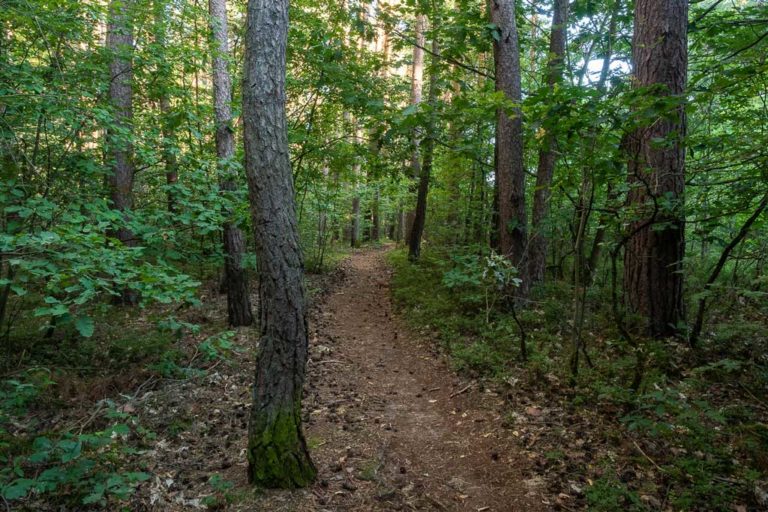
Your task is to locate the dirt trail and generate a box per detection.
[135,247,545,511]
[255,247,545,511]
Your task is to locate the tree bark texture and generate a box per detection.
[584,0,621,285]
[106,0,138,305]
[404,14,425,241]
[528,0,568,285]
[210,0,254,327]
[491,0,527,290]
[243,0,316,487]
[351,193,361,247]
[153,0,179,213]
[408,38,439,261]
[624,0,687,338]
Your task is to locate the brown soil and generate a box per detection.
[132,247,546,511]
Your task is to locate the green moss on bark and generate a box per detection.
[247,406,316,488]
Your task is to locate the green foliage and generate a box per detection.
[389,248,526,374]
[586,472,645,511]
[2,0,768,506]
[0,425,151,506]
[198,330,239,361]
[0,371,151,507]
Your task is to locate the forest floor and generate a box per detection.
[131,246,547,511]
[11,245,765,511]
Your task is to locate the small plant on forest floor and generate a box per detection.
[198,330,239,362]
[358,458,382,482]
[1,388,152,507]
[202,473,238,509]
[586,470,646,511]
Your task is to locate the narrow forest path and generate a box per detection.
[248,247,546,511]
[134,247,546,511]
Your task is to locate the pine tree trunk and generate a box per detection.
[106,0,138,305]
[210,0,253,327]
[624,0,687,338]
[153,1,179,213]
[405,14,426,241]
[528,0,568,285]
[408,38,439,261]
[351,194,360,247]
[243,0,315,487]
[371,189,380,242]
[583,0,621,285]
[491,0,527,293]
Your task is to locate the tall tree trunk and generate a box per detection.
[528,0,568,285]
[106,0,138,305]
[351,193,361,247]
[153,0,179,213]
[159,96,179,212]
[210,0,253,327]
[395,208,404,242]
[584,0,621,285]
[369,4,389,243]
[408,37,439,261]
[243,0,315,487]
[491,0,527,293]
[624,0,687,338]
[371,189,380,241]
[404,14,426,241]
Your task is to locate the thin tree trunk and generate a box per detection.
[690,192,768,345]
[369,6,389,243]
[160,96,179,212]
[528,0,568,285]
[491,0,527,294]
[351,193,361,247]
[154,0,179,213]
[405,14,426,241]
[584,0,621,285]
[106,0,138,305]
[624,0,688,338]
[243,0,315,487]
[408,37,439,261]
[210,0,253,327]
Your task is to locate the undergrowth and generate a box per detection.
[388,247,768,511]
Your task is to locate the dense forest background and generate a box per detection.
[1,0,768,509]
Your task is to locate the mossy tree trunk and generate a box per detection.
[242,0,316,487]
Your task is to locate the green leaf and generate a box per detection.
[75,315,95,338]
[2,478,35,500]
[124,472,151,483]
[58,440,82,463]
[82,484,106,505]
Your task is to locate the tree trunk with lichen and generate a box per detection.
[243,0,316,487]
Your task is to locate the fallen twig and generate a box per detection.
[450,383,473,398]
[631,439,665,472]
